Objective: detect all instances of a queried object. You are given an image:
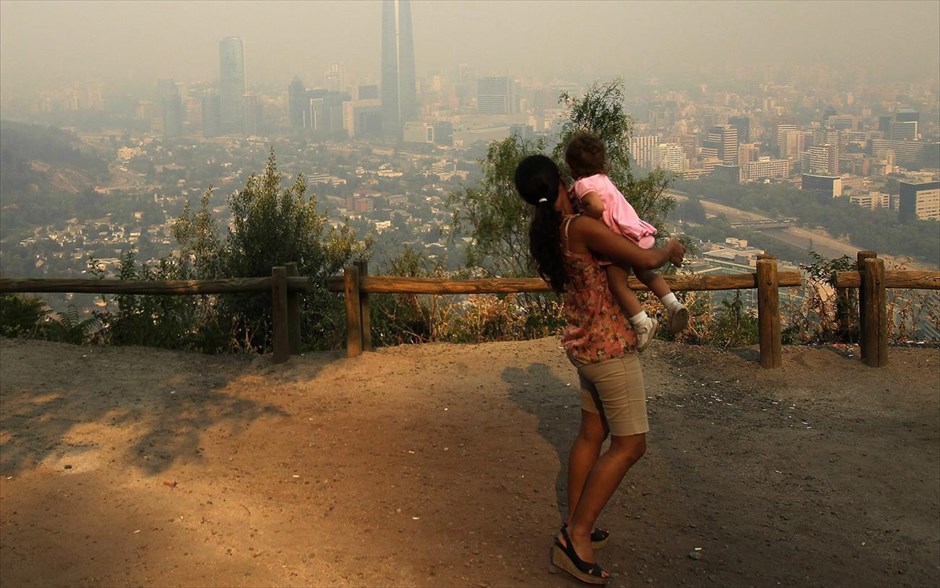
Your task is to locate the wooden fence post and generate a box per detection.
[756,254,782,369]
[272,266,289,364]
[356,259,372,352]
[344,265,362,358]
[857,251,877,360]
[862,257,887,367]
[285,262,301,355]
[835,286,854,343]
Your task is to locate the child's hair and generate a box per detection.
[564,131,608,179]
[513,154,566,293]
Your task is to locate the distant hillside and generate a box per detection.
[0,120,107,196]
[0,121,111,236]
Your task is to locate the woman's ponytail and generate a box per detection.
[514,155,567,293]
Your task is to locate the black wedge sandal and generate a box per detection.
[551,525,609,585]
[563,522,610,550]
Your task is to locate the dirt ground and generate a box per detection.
[1,337,938,588]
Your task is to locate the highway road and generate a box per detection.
[670,191,875,261]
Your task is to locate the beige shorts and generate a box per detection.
[567,351,648,437]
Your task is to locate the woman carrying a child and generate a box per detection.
[565,131,689,350]
[514,154,685,585]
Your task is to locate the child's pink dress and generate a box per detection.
[571,174,657,248]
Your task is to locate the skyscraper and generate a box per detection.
[729,116,750,144]
[201,90,222,137]
[381,0,417,142]
[288,77,308,128]
[219,37,246,133]
[704,124,738,166]
[477,77,512,115]
[156,79,183,138]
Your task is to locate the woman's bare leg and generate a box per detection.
[562,433,647,565]
[566,409,608,526]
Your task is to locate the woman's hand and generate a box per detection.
[666,239,685,267]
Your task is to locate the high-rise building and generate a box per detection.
[325,63,345,93]
[773,122,798,156]
[201,90,221,137]
[777,129,805,161]
[895,109,920,124]
[219,37,246,133]
[653,143,687,173]
[850,191,890,211]
[243,93,262,135]
[827,114,856,131]
[288,77,307,128]
[630,135,662,170]
[738,143,760,166]
[802,174,842,197]
[476,77,512,115]
[156,79,183,138]
[899,181,940,222]
[704,124,738,165]
[381,0,417,142]
[729,116,750,144]
[891,121,917,141]
[801,144,838,175]
[742,157,790,182]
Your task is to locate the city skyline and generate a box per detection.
[1,0,939,97]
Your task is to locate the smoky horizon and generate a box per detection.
[1,0,938,96]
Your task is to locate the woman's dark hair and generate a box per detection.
[564,131,608,179]
[513,154,567,293]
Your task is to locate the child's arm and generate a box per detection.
[579,191,606,220]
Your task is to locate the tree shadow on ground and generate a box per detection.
[0,343,295,476]
[502,361,581,523]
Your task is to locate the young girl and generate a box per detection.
[565,131,689,349]
[514,154,684,584]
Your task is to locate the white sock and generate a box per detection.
[629,310,650,328]
[661,292,683,313]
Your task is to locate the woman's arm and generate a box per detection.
[569,215,684,270]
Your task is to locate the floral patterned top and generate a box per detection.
[560,215,637,363]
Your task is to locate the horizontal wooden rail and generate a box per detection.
[325,272,802,295]
[4,254,932,370]
[833,270,940,290]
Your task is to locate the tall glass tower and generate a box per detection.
[381,0,416,142]
[219,37,246,133]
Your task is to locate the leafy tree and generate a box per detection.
[553,78,676,231]
[173,149,371,351]
[675,196,707,224]
[449,134,546,278]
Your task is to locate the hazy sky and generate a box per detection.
[1,0,938,93]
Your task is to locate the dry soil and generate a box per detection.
[1,337,938,587]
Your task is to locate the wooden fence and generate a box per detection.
[2,253,937,368]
